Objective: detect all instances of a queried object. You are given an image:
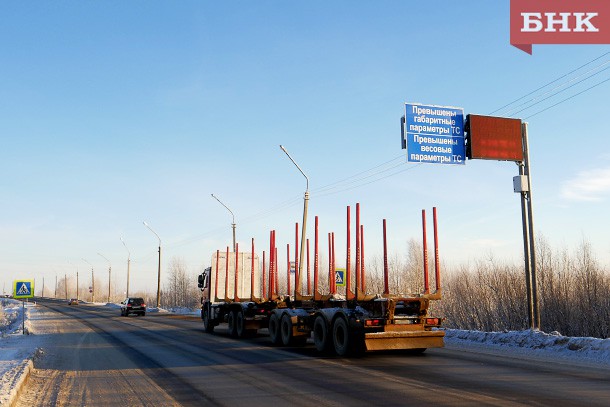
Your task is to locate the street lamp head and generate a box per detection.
[120,236,131,257]
[143,221,161,245]
[279,144,309,192]
[97,252,111,267]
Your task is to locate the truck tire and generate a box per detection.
[332,317,351,356]
[268,313,282,345]
[313,315,331,353]
[280,314,293,346]
[203,307,214,333]
[236,309,247,338]
[280,314,307,347]
[227,310,238,337]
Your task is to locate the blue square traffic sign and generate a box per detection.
[404,103,465,165]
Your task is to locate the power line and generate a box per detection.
[489,51,609,116]
[314,163,423,198]
[510,65,610,117]
[525,76,610,119]
[311,154,404,194]
[501,62,610,117]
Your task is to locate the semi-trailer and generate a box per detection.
[198,204,444,356]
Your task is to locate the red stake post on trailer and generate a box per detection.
[383,219,389,296]
[346,206,352,299]
[251,238,255,301]
[294,222,299,298]
[234,243,240,301]
[215,249,220,301]
[269,230,275,298]
[274,246,279,296]
[331,232,336,294]
[224,246,230,302]
[262,250,266,301]
[328,233,332,294]
[355,203,360,298]
[314,216,320,300]
[286,244,291,295]
[360,224,365,293]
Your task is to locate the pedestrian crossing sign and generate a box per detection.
[335,268,346,287]
[13,280,34,299]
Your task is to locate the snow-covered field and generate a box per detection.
[1,299,609,405]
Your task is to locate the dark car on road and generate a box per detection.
[120,297,146,316]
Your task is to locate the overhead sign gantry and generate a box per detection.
[401,104,540,330]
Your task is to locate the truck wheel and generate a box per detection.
[332,317,351,356]
[203,307,214,333]
[268,313,282,345]
[227,310,238,337]
[236,309,247,338]
[280,314,293,346]
[313,315,331,353]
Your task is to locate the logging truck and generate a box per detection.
[198,205,444,356]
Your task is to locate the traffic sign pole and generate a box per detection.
[515,122,539,331]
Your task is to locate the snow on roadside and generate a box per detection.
[0,299,42,406]
[444,328,610,367]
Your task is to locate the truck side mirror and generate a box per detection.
[197,274,204,288]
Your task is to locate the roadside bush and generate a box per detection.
[438,237,610,339]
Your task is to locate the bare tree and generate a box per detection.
[163,257,199,309]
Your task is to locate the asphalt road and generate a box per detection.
[16,299,610,406]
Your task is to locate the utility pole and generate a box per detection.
[144,221,162,308]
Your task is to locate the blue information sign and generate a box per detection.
[404,103,465,165]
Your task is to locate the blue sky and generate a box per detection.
[1,1,609,296]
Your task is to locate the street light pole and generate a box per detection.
[143,221,162,308]
[279,145,309,298]
[98,253,111,303]
[211,193,236,252]
[120,237,131,298]
[82,258,94,303]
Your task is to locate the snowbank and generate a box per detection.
[0,300,41,406]
[444,328,610,367]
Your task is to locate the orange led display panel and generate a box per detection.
[467,115,523,161]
